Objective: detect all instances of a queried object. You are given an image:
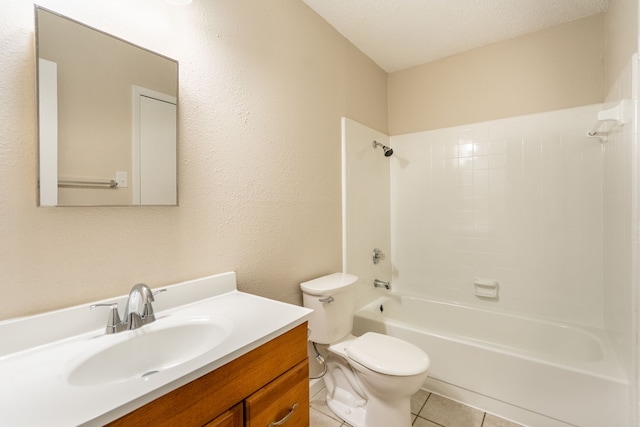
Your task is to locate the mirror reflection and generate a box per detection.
[36,6,179,206]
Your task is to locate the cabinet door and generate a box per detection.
[204,402,243,427]
[244,360,309,427]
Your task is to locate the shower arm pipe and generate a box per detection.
[372,140,393,157]
[586,101,625,142]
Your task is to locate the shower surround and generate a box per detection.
[385,100,637,423]
[391,104,605,327]
[342,54,639,423]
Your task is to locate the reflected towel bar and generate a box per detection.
[58,179,118,188]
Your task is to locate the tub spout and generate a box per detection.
[373,279,391,290]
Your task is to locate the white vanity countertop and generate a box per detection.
[0,272,312,426]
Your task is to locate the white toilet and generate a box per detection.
[301,273,430,427]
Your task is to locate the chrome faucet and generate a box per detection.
[373,279,391,290]
[91,283,166,334]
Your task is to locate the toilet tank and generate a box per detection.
[300,273,358,344]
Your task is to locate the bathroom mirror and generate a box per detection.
[35,6,179,206]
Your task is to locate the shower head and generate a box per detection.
[372,140,393,157]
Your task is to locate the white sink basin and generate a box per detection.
[67,317,232,386]
[0,272,312,427]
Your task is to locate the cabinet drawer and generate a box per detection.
[245,360,309,427]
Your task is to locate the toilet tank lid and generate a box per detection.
[347,332,430,376]
[300,273,358,295]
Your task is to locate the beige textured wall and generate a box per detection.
[388,14,605,135]
[605,0,639,92]
[0,0,387,320]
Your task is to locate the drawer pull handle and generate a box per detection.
[268,402,299,426]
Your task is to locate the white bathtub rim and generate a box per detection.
[360,292,606,334]
[356,294,627,383]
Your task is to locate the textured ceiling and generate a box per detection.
[302,0,609,72]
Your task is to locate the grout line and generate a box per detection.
[313,386,512,427]
[416,391,430,416]
[415,393,450,427]
[413,415,447,427]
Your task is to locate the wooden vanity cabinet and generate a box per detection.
[108,322,309,427]
[205,403,243,427]
[244,359,308,427]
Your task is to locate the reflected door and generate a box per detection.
[133,87,177,205]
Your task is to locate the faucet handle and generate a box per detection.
[152,288,167,299]
[91,303,123,334]
[142,288,167,323]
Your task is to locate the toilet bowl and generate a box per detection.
[301,273,430,427]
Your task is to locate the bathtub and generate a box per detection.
[352,295,628,427]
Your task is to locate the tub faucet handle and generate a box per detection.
[372,248,385,264]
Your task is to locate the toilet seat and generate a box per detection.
[346,332,430,376]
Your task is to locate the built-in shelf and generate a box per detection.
[586,101,626,142]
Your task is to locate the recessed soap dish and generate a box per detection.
[474,278,499,299]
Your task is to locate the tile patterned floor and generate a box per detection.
[310,387,524,427]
